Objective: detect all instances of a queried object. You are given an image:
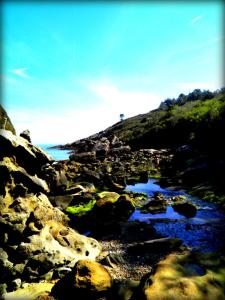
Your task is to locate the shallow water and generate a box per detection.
[37,144,70,160]
[126,179,225,252]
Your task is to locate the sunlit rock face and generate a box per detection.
[0,129,52,176]
[0,129,102,286]
[0,106,16,134]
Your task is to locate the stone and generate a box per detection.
[0,129,52,176]
[141,199,168,214]
[172,201,197,218]
[0,187,101,281]
[51,260,112,299]
[114,279,139,300]
[73,259,112,292]
[20,129,31,143]
[0,157,50,195]
[2,282,55,300]
[139,252,225,300]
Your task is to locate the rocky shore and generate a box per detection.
[1,128,225,300]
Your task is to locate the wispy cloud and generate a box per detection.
[190,15,202,25]
[11,68,29,78]
[88,80,161,117]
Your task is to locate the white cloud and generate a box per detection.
[7,80,162,144]
[11,68,29,78]
[87,81,161,117]
[190,15,202,25]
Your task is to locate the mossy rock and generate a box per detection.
[65,199,96,217]
[96,191,120,202]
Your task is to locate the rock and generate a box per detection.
[93,138,110,156]
[0,129,52,176]
[97,191,120,202]
[141,199,168,214]
[113,279,139,300]
[139,252,225,300]
[49,195,74,210]
[0,284,8,296]
[127,237,183,255]
[94,192,134,222]
[20,129,31,143]
[9,278,22,291]
[100,252,126,268]
[0,105,16,134]
[53,266,72,279]
[51,260,112,299]
[172,201,197,218]
[0,185,101,282]
[2,282,55,300]
[0,157,50,195]
[153,192,164,201]
[73,260,112,292]
[115,194,135,219]
[69,151,96,163]
[170,195,188,204]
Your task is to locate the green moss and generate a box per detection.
[65,199,96,217]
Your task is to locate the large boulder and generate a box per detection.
[0,129,52,176]
[138,252,225,300]
[95,192,135,222]
[51,260,112,299]
[172,201,197,218]
[0,188,101,283]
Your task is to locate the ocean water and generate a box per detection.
[37,144,71,160]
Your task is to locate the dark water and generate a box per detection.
[126,179,225,252]
[37,144,70,161]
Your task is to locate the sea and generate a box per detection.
[37,144,71,161]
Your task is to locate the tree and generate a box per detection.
[120,113,125,121]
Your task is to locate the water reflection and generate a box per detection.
[126,179,225,252]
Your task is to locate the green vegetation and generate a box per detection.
[105,88,225,151]
[65,199,96,217]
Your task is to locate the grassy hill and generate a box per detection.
[104,88,225,153]
[104,88,225,202]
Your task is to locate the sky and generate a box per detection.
[2,1,224,144]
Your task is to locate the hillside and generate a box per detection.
[104,88,225,152]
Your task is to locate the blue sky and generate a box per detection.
[2,1,224,144]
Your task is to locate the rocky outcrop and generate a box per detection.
[138,251,225,300]
[0,130,102,293]
[0,129,52,176]
[0,105,16,134]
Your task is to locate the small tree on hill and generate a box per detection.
[120,113,125,121]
